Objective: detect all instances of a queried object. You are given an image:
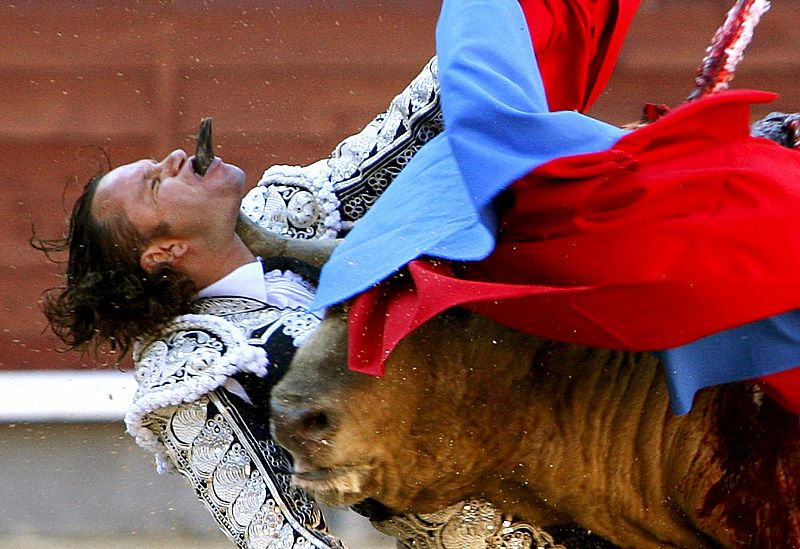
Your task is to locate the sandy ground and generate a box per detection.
[0,514,397,549]
[0,422,396,549]
[0,535,230,549]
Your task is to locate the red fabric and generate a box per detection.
[760,369,800,414]
[348,91,800,398]
[519,0,640,112]
[469,90,800,350]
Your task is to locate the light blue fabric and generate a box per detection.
[312,0,625,310]
[657,311,800,414]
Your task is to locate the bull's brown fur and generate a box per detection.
[271,308,800,549]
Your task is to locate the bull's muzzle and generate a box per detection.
[271,395,336,458]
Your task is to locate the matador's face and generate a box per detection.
[91,149,246,253]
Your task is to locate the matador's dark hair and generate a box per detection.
[32,172,196,358]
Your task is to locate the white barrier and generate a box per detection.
[0,370,135,422]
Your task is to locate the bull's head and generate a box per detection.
[269,305,383,508]
[269,306,556,519]
[270,302,800,548]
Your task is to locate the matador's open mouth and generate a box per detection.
[192,117,214,175]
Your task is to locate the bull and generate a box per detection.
[270,306,800,548]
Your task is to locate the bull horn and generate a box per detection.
[193,117,215,175]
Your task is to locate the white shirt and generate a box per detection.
[195,259,317,311]
[195,260,268,302]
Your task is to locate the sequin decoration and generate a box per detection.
[145,390,344,549]
[371,499,566,549]
[126,288,339,549]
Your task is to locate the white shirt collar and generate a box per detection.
[194,260,267,303]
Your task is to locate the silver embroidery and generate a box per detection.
[371,500,566,549]
[143,390,345,549]
[281,311,323,347]
[127,314,270,460]
[170,399,208,445]
[190,414,234,479]
[242,184,331,240]
[193,297,321,349]
[210,443,252,505]
[134,329,225,391]
[126,281,336,548]
[232,472,268,528]
[247,504,295,549]
[192,296,274,316]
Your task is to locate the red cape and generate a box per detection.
[349,90,800,414]
[345,0,800,413]
[520,0,639,112]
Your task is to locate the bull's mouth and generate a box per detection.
[291,463,376,507]
[192,117,214,175]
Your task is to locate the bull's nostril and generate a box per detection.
[302,411,330,434]
[271,397,335,447]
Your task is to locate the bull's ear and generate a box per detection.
[140,239,189,272]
